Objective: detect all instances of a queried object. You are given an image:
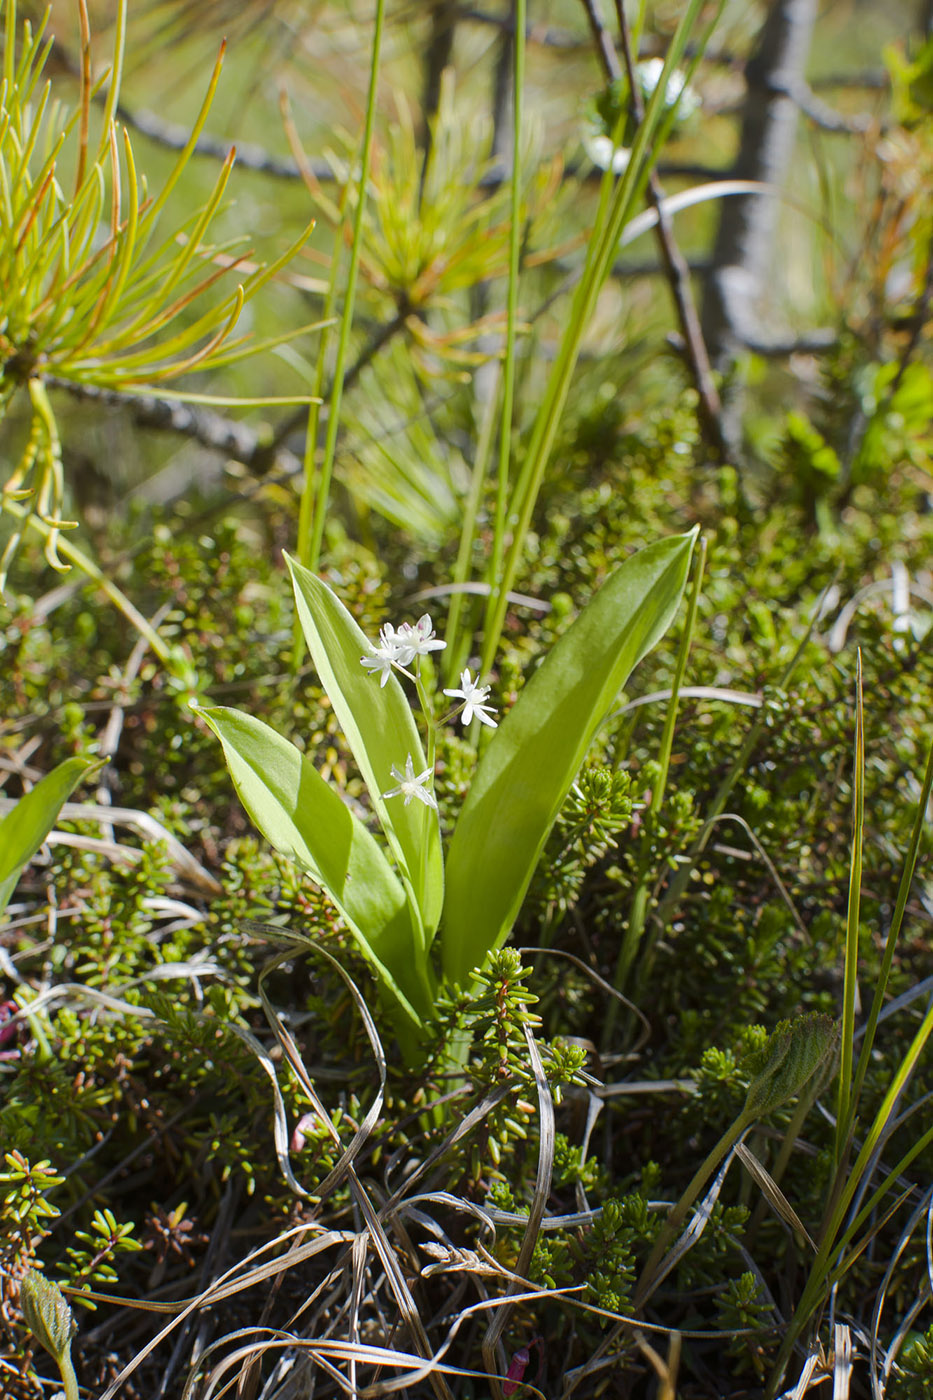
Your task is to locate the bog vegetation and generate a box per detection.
[2,1,933,1397]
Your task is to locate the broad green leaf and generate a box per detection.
[198,705,432,1028]
[285,554,444,945]
[0,756,103,916]
[442,530,698,987]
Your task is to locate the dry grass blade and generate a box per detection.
[694,811,809,940]
[220,1018,311,1200]
[253,934,389,1201]
[380,1083,514,1208]
[734,1140,817,1251]
[868,1184,933,1390]
[519,943,652,1049]
[634,1329,682,1400]
[248,927,455,1400]
[879,1275,932,1395]
[193,1333,515,1400]
[832,1323,853,1399]
[482,1023,555,1398]
[0,798,222,893]
[95,1226,358,1397]
[639,1143,741,1304]
[777,1351,822,1400]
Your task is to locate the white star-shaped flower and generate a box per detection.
[393,614,446,666]
[360,638,399,686]
[443,668,498,728]
[382,754,438,809]
[360,615,445,681]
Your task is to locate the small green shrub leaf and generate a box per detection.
[286,553,444,945]
[0,756,103,915]
[198,704,432,1028]
[442,530,698,987]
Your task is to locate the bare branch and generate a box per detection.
[46,378,299,479]
[702,0,824,370]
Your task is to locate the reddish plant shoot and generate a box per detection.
[503,1336,543,1395]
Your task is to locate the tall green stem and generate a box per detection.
[610,536,706,1018]
[835,651,862,1167]
[4,501,176,670]
[479,0,717,678]
[635,1111,751,1308]
[486,0,525,646]
[302,0,386,575]
[447,0,525,683]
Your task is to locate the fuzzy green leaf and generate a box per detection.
[20,1269,76,1364]
[198,705,432,1027]
[0,756,103,916]
[745,1013,838,1119]
[285,554,444,945]
[442,530,697,987]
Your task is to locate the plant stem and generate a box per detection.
[4,501,173,667]
[480,0,717,678]
[835,649,863,1167]
[635,1110,751,1308]
[304,0,386,575]
[609,536,706,1019]
[444,362,500,682]
[487,0,525,646]
[58,1348,80,1400]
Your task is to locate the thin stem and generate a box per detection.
[611,0,724,453]
[445,361,500,683]
[487,0,525,647]
[635,1110,751,1308]
[610,535,707,1014]
[835,649,863,1167]
[414,662,440,942]
[653,574,837,930]
[4,500,174,668]
[58,1351,80,1400]
[293,186,355,570]
[480,0,717,678]
[305,0,386,575]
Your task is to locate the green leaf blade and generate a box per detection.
[285,554,444,944]
[198,704,431,1027]
[442,529,697,987]
[0,756,103,914]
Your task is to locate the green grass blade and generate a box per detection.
[479,0,718,676]
[197,704,432,1029]
[836,650,864,1164]
[654,574,838,932]
[286,554,444,944]
[767,981,933,1395]
[615,534,708,999]
[486,0,525,647]
[97,0,126,154]
[305,0,386,574]
[442,529,697,987]
[0,755,103,914]
[850,729,933,1112]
